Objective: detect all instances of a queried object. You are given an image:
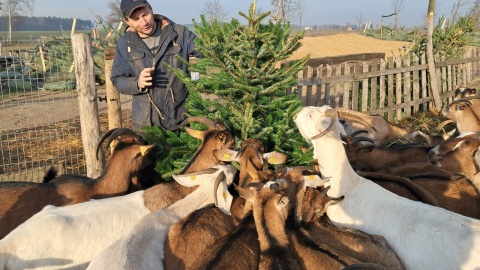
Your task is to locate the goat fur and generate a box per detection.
[87,165,236,270]
[294,106,480,270]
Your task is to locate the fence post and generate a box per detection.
[104,47,122,129]
[71,33,104,178]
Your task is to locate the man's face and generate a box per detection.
[124,6,155,38]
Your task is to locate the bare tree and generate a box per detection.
[391,0,405,35]
[106,0,123,26]
[355,13,365,29]
[294,0,307,28]
[201,0,228,23]
[271,0,296,22]
[426,0,442,111]
[0,0,34,41]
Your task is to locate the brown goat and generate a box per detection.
[428,133,480,193]
[142,117,235,212]
[164,138,283,270]
[0,128,156,239]
[337,108,417,145]
[237,182,301,270]
[360,171,480,219]
[281,170,405,270]
[440,99,480,134]
[343,131,431,172]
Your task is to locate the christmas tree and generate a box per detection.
[144,3,312,178]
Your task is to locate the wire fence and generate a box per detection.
[0,38,131,182]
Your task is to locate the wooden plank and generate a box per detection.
[387,58,394,121]
[306,66,314,106]
[334,63,342,107]
[361,62,369,112]
[441,53,447,97]
[412,54,420,113]
[325,65,333,106]
[298,69,307,105]
[370,59,378,111]
[104,58,122,130]
[379,59,386,110]
[420,54,428,112]
[316,65,324,106]
[395,57,402,120]
[352,63,359,111]
[343,62,351,109]
[403,55,411,116]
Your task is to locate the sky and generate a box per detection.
[32,0,466,28]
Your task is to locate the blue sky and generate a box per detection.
[33,0,464,28]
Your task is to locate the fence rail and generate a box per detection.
[1,38,479,181]
[293,46,480,121]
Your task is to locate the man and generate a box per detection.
[112,0,201,135]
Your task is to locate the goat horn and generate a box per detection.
[450,99,473,106]
[105,128,146,151]
[180,116,215,128]
[342,263,389,270]
[350,129,369,138]
[244,182,265,190]
[310,109,338,140]
[336,108,377,132]
[436,119,455,132]
[213,172,226,208]
[352,136,375,145]
[96,128,119,160]
[213,118,228,130]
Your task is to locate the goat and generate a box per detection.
[0,116,235,270]
[342,131,431,172]
[294,105,480,269]
[336,107,417,145]
[440,99,480,135]
[163,138,286,270]
[236,181,302,270]
[214,138,287,222]
[453,87,480,118]
[359,171,480,219]
[454,87,477,100]
[277,168,404,270]
[428,133,480,193]
[0,128,156,239]
[87,164,236,270]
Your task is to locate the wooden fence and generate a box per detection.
[292,47,480,121]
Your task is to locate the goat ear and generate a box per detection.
[234,183,255,204]
[216,180,234,215]
[303,174,329,188]
[263,151,288,164]
[172,168,219,187]
[474,146,480,167]
[444,129,457,140]
[214,149,238,162]
[139,144,156,156]
[184,127,206,141]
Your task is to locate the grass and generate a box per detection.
[0,30,108,42]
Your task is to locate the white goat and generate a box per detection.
[294,105,480,270]
[86,164,236,270]
[0,165,235,270]
[0,190,151,270]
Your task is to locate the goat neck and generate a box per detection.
[312,134,362,199]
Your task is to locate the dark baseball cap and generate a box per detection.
[120,0,151,18]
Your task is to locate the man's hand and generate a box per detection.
[138,67,155,89]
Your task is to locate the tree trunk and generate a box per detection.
[8,11,12,42]
[426,0,442,112]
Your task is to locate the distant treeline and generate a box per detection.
[0,16,94,31]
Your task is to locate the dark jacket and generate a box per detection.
[111,14,200,131]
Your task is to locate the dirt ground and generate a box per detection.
[288,33,412,60]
